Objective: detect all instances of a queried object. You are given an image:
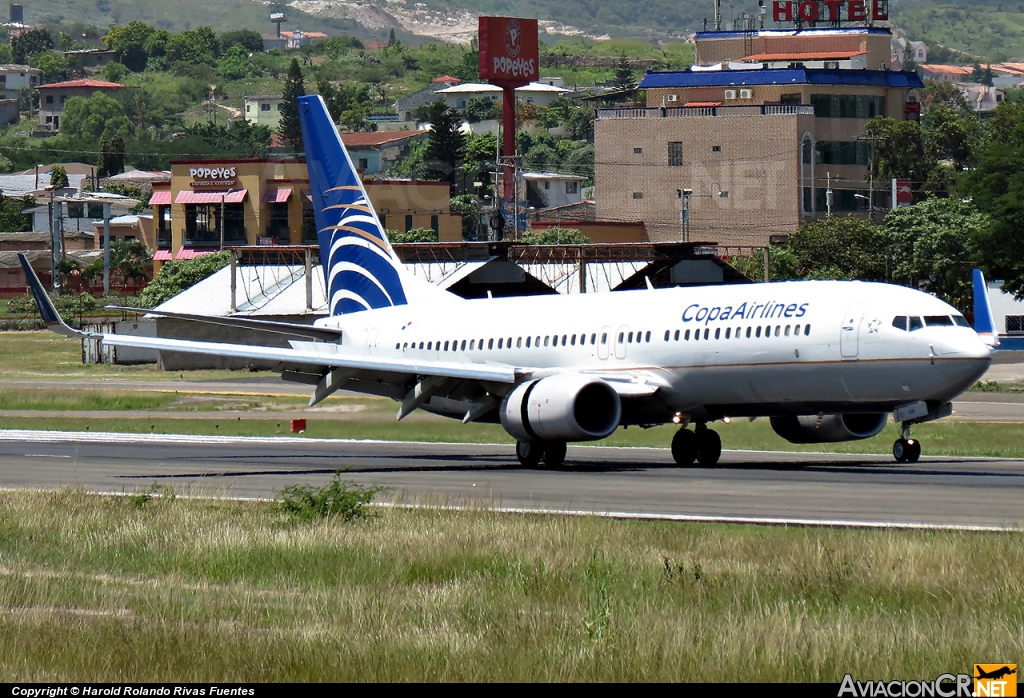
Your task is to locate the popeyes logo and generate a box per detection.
[190,166,237,189]
[479,16,538,86]
[772,0,888,23]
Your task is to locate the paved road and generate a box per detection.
[1,431,1021,530]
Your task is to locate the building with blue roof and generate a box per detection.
[594,26,925,246]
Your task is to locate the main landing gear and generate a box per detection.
[671,423,721,467]
[893,423,922,463]
[515,440,567,468]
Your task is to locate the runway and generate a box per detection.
[1,430,1021,530]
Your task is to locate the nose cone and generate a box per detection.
[934,331,993,394]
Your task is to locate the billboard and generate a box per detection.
[479,16,539,86]
[771,0,888,23]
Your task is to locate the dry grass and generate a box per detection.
[0,489,1020,681]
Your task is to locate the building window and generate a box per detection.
[184,203,245,244]
[457,99,466,109]
[668,142,683,167]
[811,94,886,119]
[815,141,872,166]
[302,199,317,243]
[267,201,289,238]
[711,145,722,152]
[45,95,53,104]
[358,158,368,170]
[815,188,870,212]
[67,203,83,218]
[632,192,643,199]
[276,104,281,110]
[633,147,642,154]
[246,104,251,112]
[405,214,413,232]
[565,181,579,194]
[803,187,813,213]
[1007,316,1024,335]
[544,181,550,190]
[802,138,813,164]
[430,215,439,233]
[87,203,105,219]
[60,95,66,104]
[261,103,271,111]
[45,116,52,123]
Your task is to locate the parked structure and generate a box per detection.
[243,95,284,129]
[37,78,124,131]
[341,130,428,176]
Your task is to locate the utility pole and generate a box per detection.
[826,172,833,219]
[677,188,692,242]
[219,191,226,250]
[857,133,884,223]
[102,203,111,296]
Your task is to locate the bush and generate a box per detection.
[277,471,388,523]
[518,226,590,245]
[136,251,230,308]
[387,227,438,243]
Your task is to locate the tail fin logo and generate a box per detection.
[297,95,408,316]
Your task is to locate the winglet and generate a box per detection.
[17,253,87,339]
[972,268,1000,347]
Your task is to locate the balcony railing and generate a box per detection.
[597,104,815,119]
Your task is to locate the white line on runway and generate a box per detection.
[23,453,71,458]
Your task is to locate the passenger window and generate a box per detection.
[645,331,651,342]
[664,330,670,341]
[618,332,624,343]
[544,336,550,347]
[746,327,752,338]
[536,336,541,346]
[562,334,568,345]
[704,328,710,340]
[470,340,475,350]
[785,325,790,336]
[793,325,800,336]
[572,334,577,345]
[909,317,923,331]
[953,315,971,327]
[775,325,780,337]
[444,341,449,351]
[805,324,812,336]
[674,329,680,341]
[628,332,634,343]
[892,316,908,331]
[488,338,494,349]
[497,338,502,349]
[479,338,484,348]
[694,329,700,341]
[395,343,400,349]
[508,337,512,347]
[725,327,731,339]
[684,329,690,340]
[601,333,607,344]
[427,341,432,350]
[592,333,598,344]
[461,340,467,351]
[526,337,531,348]
[756,326,762,338]
[715,328,721,339]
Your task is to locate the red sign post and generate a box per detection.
[479,16,539,207]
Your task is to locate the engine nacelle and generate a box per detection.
[500,374,621,442]
[770,413,888,444]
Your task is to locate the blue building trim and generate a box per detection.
[996,336,1024,351]
[639,69,924,90]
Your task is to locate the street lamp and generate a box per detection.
[677,188,692,242]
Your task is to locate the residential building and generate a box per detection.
[0,63,39,98]
[917,64,974,83]
[891,37,928,67]
[595,61,923,245]
[244,95,284,129]
[150,159,464,261]
[522,173,587,209]
[63,48,118,71]
[395,81,459,122]
[37,78,124,131]
[963,84,1004,115]
[261,30,327,51]
[435,82,570,110]
[340,130,428,176]
[695,26,896,71]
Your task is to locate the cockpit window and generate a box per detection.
[909,316,924,331]
[892,316,908,331]
[924,315,954,327]
[953,315,971,327]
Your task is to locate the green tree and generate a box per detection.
[110,239,151,285]
[98,136,126,177]
[0,194,34,232]
[12,27,54,64]
[102,20,155,72]
[48,164,69,188]
[61,93,131,141]
[219,29,263,53]
[959,102,1024,299]
[612,54,635,89]
[278,58,305,153]
[137,251,231,308]
[784,216,892,281]
[32,52,70,83]
[464,97,500,123]
[519,226,591,244]
[165,27,220,65]
[864,116,929,199]
[423,100,465,186]
[316,77,372,126]
[883,197,987,312]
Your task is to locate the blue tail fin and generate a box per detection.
[298,94,408,316]
[972,268,1000,347]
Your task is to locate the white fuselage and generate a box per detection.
[312,279,991,423]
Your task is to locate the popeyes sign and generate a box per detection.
[478,16,539,87]
[772,0,888,23]
[190,166,237,189]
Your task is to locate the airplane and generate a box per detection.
[975,666,1017,681]
[17,94,997,468]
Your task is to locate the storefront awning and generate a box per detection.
[174,190,248,205]
[148,191,172,206]
[153,250,173,261]
[302,189,312,202]
[175,248,217,260]
[263,187,293,203]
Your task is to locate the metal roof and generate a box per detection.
[639,68,924,89]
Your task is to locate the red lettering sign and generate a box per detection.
[823,0,844,20]
[872,0,888,20]
[478,16,539,87]
[798,1,819,21]
[848,0,867,20]
[772,1,793,22]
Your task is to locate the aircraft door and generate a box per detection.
[597,325,611,360]
[840,307,862,359]
[366,327,379,354]
[614,325,628,360]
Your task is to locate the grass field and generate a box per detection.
[0,489,1019,681]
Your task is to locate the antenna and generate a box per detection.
[270,12,287,38]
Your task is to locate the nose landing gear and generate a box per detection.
[671,423,721,467]
[893,424,921,463]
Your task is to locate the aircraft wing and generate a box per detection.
[105,306,344,342]
[18,253,521,390]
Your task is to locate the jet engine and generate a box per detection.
[770,413,889,444]
[500,374,621,442]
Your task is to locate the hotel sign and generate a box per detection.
[772,0,888,23]
[189,166,238,189]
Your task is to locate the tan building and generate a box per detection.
[596,31,923,246]
[149,159,463,261]
[243,95,284,130]
[37,78,124,131]
[696,27,896,71]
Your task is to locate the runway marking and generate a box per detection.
[1,486,1017,533]
[23,454,71,459]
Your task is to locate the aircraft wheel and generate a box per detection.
[543,441,567,468]
[893,438,908,463]
[696,428,722,467]
[671,429,697,466]
[516,440,543,468]
[905,439,921,463]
